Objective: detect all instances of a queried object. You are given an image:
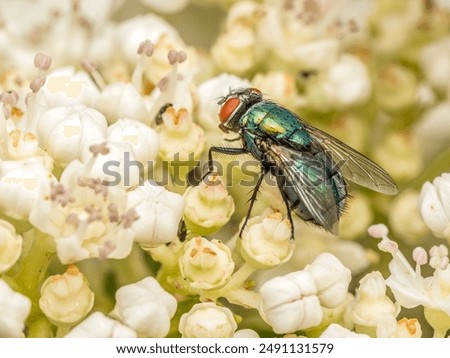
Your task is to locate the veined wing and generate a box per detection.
[269,144,344,234]
[250,101,397,195]
[302,124,398,195]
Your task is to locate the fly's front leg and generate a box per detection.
[205,146,248,178]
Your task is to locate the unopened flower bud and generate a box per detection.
[320,323,369,338]
[35,67,99,109]
[95,83,149,124]
[233,329,259,338]
[66,312,136,338]
[157,106,205,162]
[36,104,108,168]
[183,174,234,236]
[258,271,322,334]
[0,157,55,224]
[0,279,31,337]
[179,302,237,338]
[39,265,94,326]
[0,220,22,273]
[418,173,450,240]
[429,244,449,270]
[107,118,159,172]
[179,237,234,290]
[349,271,399,336]
[111,277,177,337]
[306,253,351,309]
[394,318,422,338]
[126,181,184,248]
[7,129,42,160]
[239,210,294,269]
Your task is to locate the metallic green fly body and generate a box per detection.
[208,87,398,237]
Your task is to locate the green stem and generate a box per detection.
[224,263,256,289]
[433,329,447,338]
[224,288,260,309]
[197,263,259,307]
[146,244,178,268]
[56,325,72,338]
[220,263,259,308]
[27,317,53,338]
[424,307,450,338]
[13,230,55,299]
[4,229,56,334]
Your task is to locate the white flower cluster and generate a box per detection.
[0,0,448,339]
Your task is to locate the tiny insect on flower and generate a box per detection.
[205,87,398,237]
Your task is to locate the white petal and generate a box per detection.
[66,312,136,338]
[320,323,369,338]
[434,174,450,220]
[179,302,237,338]
[107,118,159,168]
[95,83,149,124]
[112,277,177,337]
[0,279,31,337]
[233,329,259,338]
[385,260,433,309]
[259,271,322,333]
[306,253,351,309]
[127,181,184,247]
[419,177,450,238]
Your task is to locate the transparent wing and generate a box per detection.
[270,144,341,234]
[302,125,399,195]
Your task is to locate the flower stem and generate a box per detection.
[225,288,260,309]
[7,229,55,303]
[146,244,178,268]
[225,263,256,289]
[56,325,72,338]
[198,263,260,308]
[3,229,56,336]
[432,329,447,338]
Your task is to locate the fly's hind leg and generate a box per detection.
[238,169,266,238]
[275,174,295,240]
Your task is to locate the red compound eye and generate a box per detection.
[219,97,240,123]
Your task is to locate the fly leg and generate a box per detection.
[205,146,248,177]
[275,174,295,240]
[238,169,266,238]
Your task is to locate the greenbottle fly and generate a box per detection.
[207,87,398,237]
